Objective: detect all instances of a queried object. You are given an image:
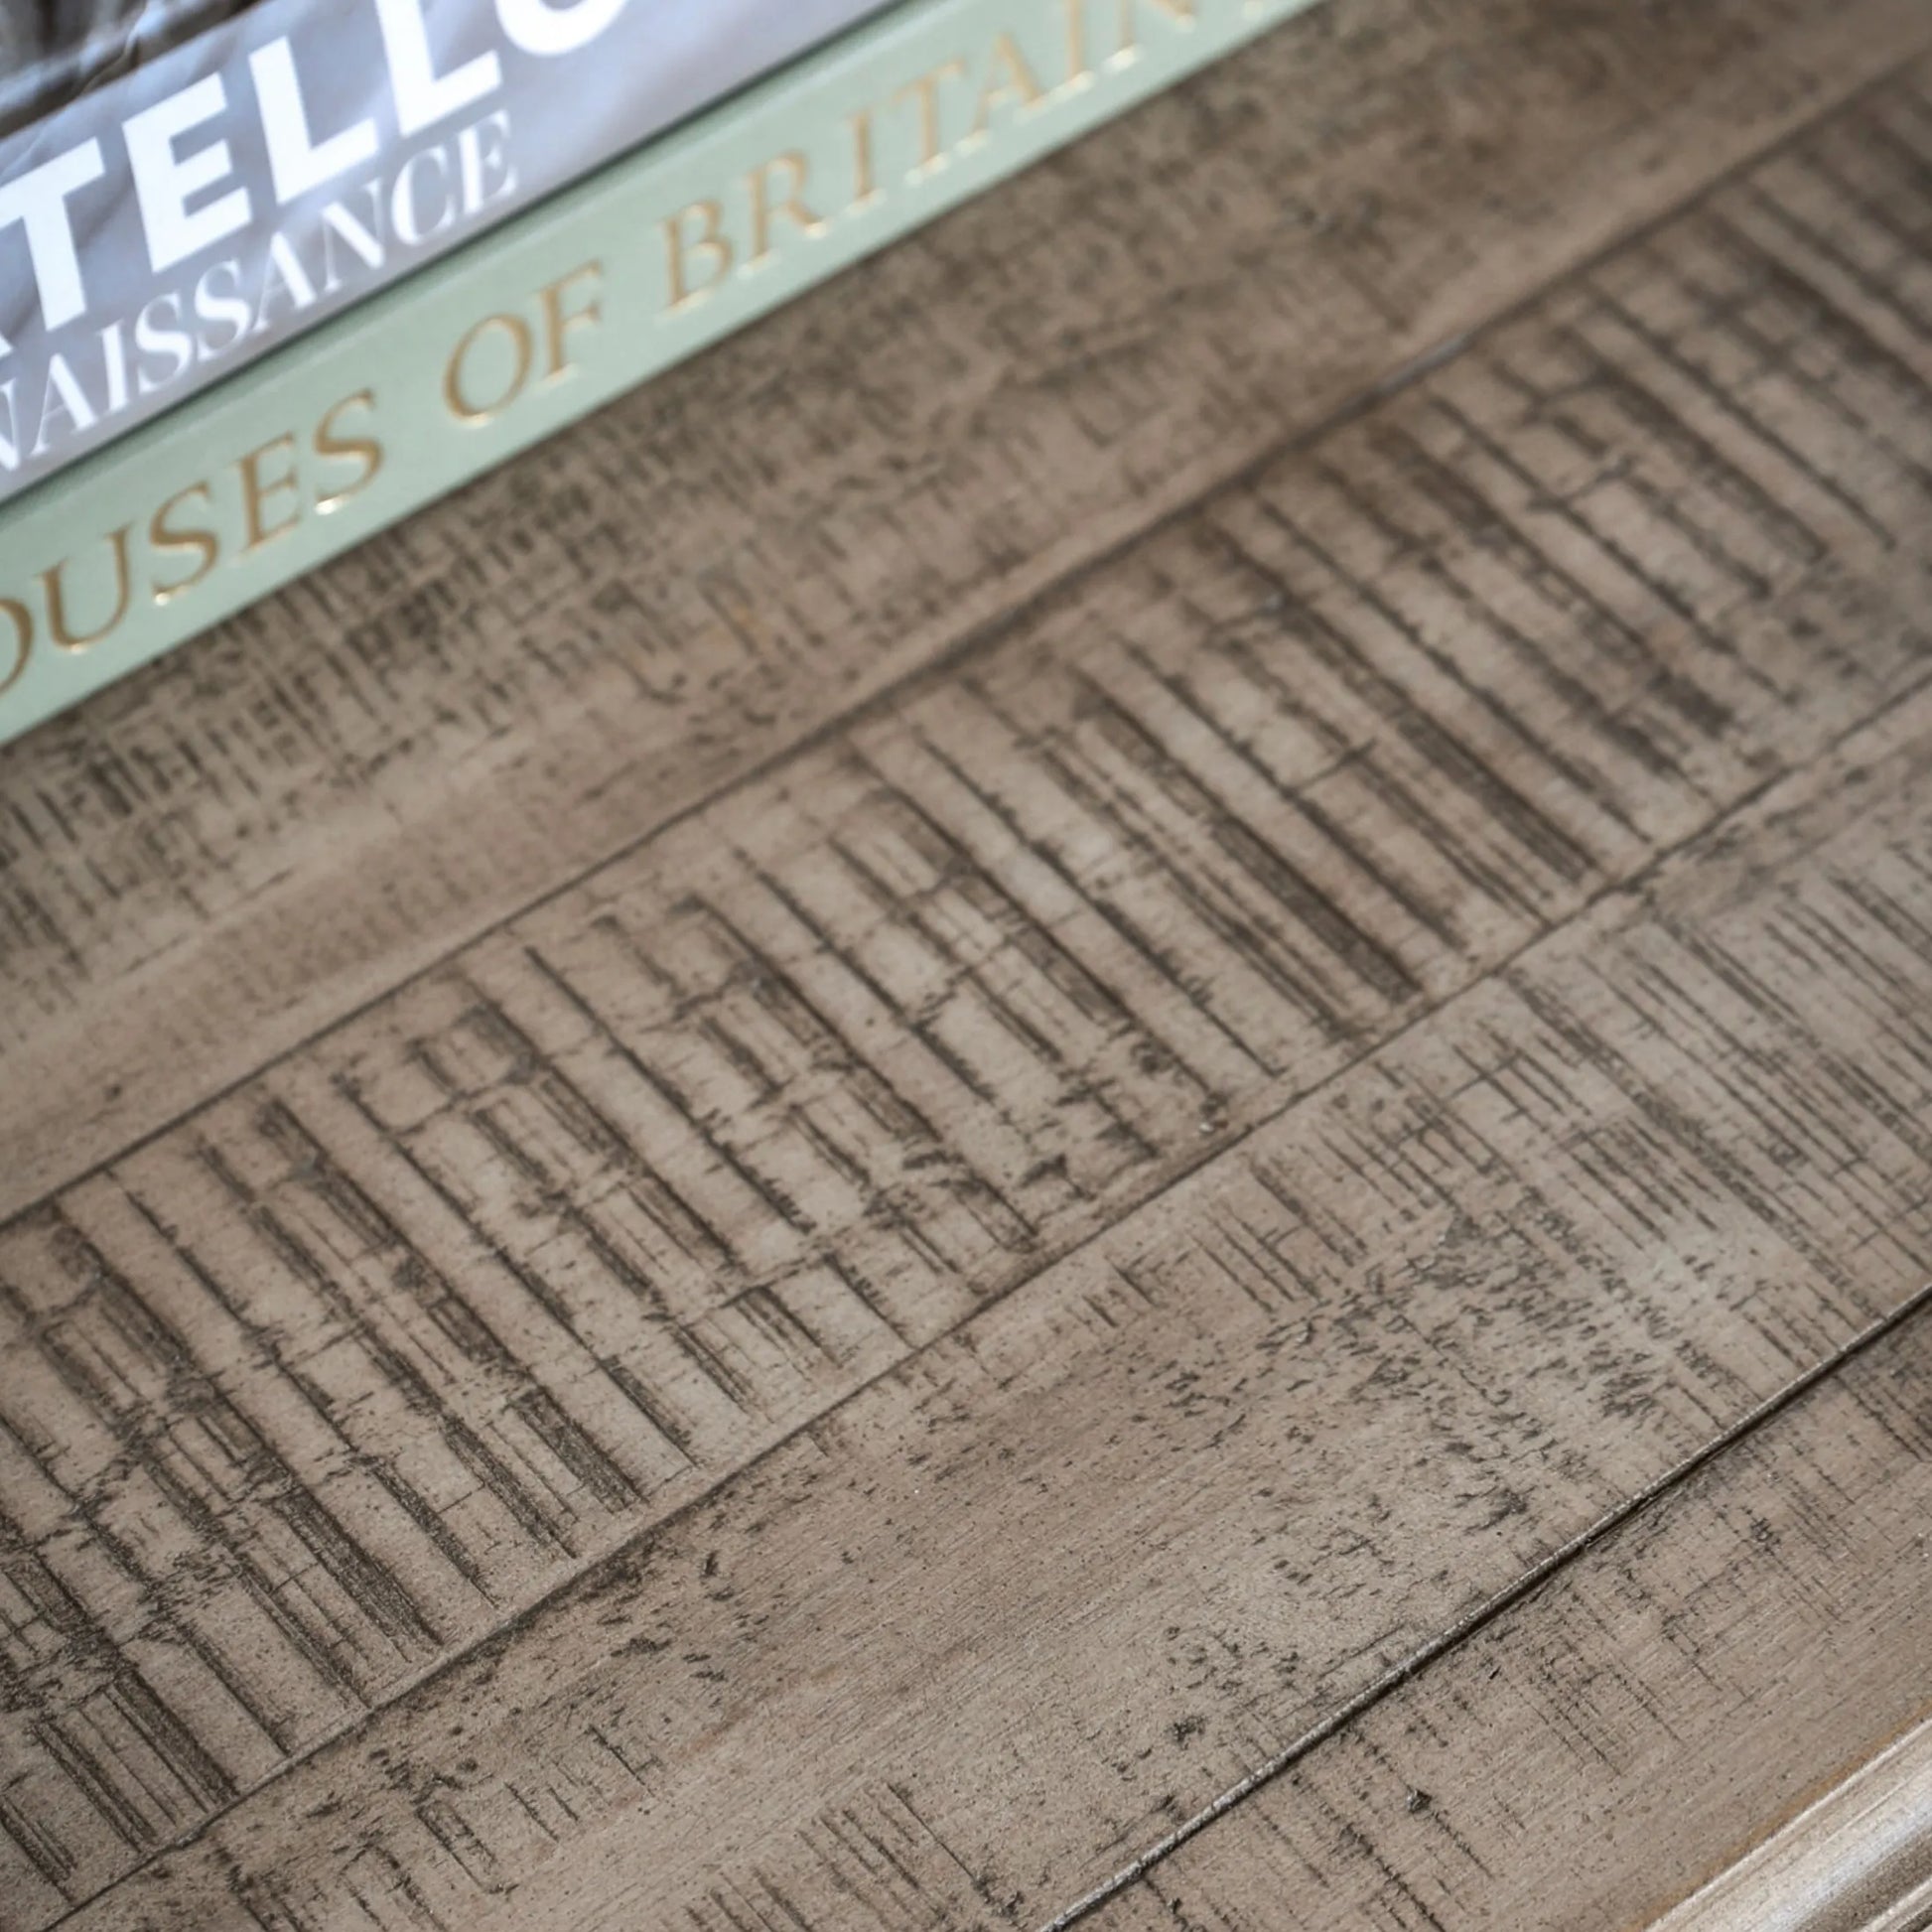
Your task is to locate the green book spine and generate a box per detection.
[0,0,1315,746]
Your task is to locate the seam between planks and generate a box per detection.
[46,642,1932,1927]
[1040,1274,1932,1932]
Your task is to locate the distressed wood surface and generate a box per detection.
[1080,1310,1932,1932]
[1,0,1926,1218]
[5,7,1932,1932]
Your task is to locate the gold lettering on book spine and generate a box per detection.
[1058,0,1099,93]
[897,60,969,177]
[748,155,828,267]
[314,391,385,513]
[1109,0,1196,69]
[2,0,1232,717]
[443,266,602,419]
[41,526,133,650]
[537,264,605,382]
[149,483,219,602]
[644,0,1211,324]
[444,312,535,421]
[970,33,1047,141]
[0,600,30,694]
[848,107,883,208]
[663,200,734,310]
[239,435,303,552]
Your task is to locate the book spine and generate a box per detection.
[0,0,893,500]
[0,0,1318,746]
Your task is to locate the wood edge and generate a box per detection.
[1646,1713,1932,1932]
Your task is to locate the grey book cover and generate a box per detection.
[0,0,890,503]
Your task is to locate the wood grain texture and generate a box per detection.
[10,10,1932,1932]
[1,0,1926,1220]
[6,36,1932,1927]
[26,558,1932,1932]
[1077,1311,1932,1932]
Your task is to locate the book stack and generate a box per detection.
[0,0,1315,745]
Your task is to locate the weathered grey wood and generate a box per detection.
[0,0,1923,1220]
[5,57,1932,1927]
[1077,1313,1932,1932]
[34,545,1932,1932]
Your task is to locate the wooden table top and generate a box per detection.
[4,0,1932,1926]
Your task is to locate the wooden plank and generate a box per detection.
[7,63,1932,1924]
[1,0,1924,1220]
[1074,1314,1932,1932]
[35,510,1932,1932]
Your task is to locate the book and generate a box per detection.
[0,0,1320,747]
[0,0,892,496]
